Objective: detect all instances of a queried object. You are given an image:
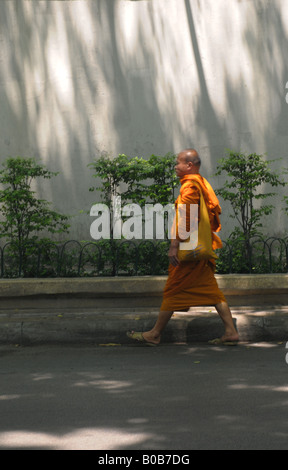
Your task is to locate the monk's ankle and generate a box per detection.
[143,331,161,343]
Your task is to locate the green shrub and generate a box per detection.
[0,157,70,276]
[215,150,286,255]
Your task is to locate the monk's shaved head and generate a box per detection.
[175,148,201,177]
[179,149,201,167]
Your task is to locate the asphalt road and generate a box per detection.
[0,342,288,450]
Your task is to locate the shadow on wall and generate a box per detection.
[0,0,287,239]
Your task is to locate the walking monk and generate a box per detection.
[127,149,239,346]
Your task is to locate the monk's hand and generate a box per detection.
[168,244,180,267]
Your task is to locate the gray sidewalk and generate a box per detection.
[1,305,288,346]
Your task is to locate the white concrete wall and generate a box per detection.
[0,0,287,240]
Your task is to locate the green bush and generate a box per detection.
[0,157,70,276]
[88,152,179,208]
[215,150,287,256]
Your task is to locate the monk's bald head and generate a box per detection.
[175,148,201,177]
[180,149,201,167]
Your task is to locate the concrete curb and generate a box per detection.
[0,306,288,346]
[0,275,287,345]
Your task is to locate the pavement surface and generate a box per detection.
[0,341,288,450]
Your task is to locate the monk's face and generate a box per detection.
[175,154,192,178]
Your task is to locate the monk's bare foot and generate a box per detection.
[222,328,239,343]
[142,331,161,345]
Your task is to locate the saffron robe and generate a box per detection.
[160,174,226,311]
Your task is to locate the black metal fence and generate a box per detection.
[218,236,288,274]
[0,236,287,278]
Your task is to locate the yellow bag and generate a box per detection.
[177,182,218,262]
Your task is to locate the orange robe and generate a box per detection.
[160,174,226,311]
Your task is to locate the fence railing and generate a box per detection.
[0,236,287,278]
[217,236,288,274]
